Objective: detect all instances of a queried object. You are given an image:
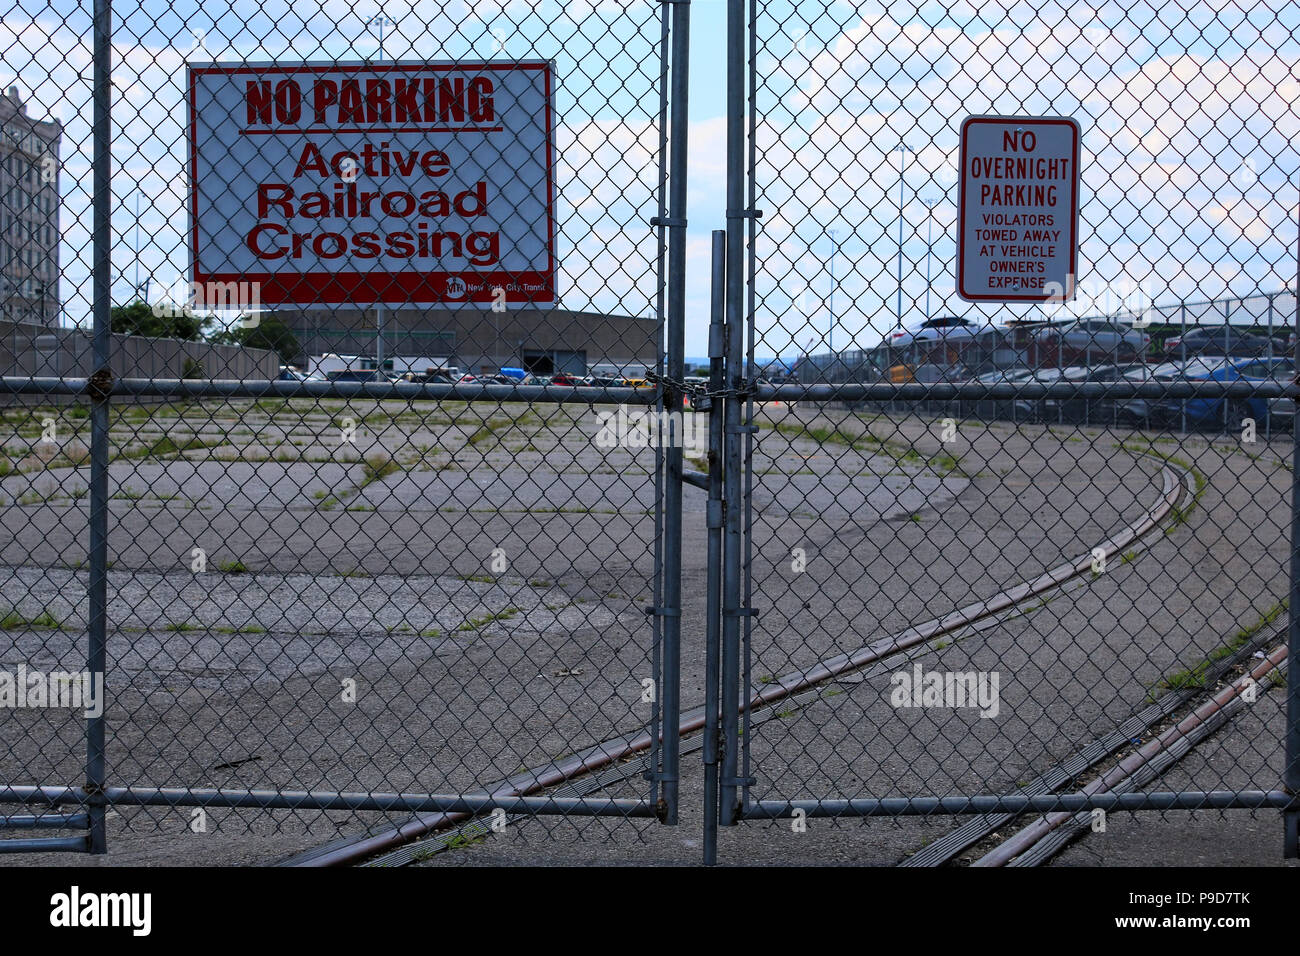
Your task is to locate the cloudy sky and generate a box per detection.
[3,0,1298,359]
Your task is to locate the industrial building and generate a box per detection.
[0,86,60,328]
[278,305,659,377]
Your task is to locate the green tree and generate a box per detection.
[110,300,211,341]
[210,313,301,365]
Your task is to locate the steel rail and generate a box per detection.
[1008,661,1291,867]
[734,450,1289,827]
[902,615,1289,866]
[733,464,1186,723]
[975,643,1292,866]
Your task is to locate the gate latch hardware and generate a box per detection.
[86,368,114,402]
[643,606,682,617]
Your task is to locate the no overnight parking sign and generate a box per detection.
[956,115,1080,303]
[188,61,557,305]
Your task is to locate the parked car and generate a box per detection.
[1161,326,1283,357]
[1262,360,1298,423]
[277,365,308,382]
[549,373,583,386]
[325,368,389,384]
[1080,363,1177,427]
[961,367,1038,421]
[397,371,454,384]
[1155,356,1296,428]
[888,316,1002,351]
[1034,320,1150,362]
[1032,362,1154,424]
[1018,366,1090,422]
[1110,357,1230,427]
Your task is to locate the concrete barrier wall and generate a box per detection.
[0,321,279,381]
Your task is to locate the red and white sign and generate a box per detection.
[957,115,1080,303]
[188,61,556,306]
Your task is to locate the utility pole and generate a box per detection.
[828,227,838,360]
[368,11,394,376]
[922,197,939,324]
[893,143,913,331]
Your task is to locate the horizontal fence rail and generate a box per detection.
[0,376,665,404]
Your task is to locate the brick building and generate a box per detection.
[0,85,60,327]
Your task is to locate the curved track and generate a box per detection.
[286,452,1197,866]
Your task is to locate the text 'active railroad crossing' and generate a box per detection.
[188,62,557,307]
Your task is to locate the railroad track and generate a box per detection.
[905,623,1289,867]
[284,450,1218,866]
[977,646,1290,866]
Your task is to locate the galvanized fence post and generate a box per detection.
[86,0,113,855]
[647,0,672,816]
[703,228,726,866]
[1287,202,1300,859]
[719,0,747,828]
[741,0,759,815]
[657,0,692,824]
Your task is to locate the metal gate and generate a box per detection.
[3,0,1300,868]
[0,0,690,858]
[703,0,1300,865]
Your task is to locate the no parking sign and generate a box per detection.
[957,115,1080,303]
[189,61,557,306]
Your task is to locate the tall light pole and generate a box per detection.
[893,143,913,331]
[828,227,839,361]
[133,192,141,299]
[922,197,939,324]
[368,11,394,375]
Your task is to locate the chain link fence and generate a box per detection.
[707,0,1300,865]
[1,0,690,859]
[2,0,1299,868]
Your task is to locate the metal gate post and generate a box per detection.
[703,229,726,865]
[657,0,691,824]
[1286,204,1300,859]
[87,0,113,855]
[719,0,747,828]
[740,0,759,815]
